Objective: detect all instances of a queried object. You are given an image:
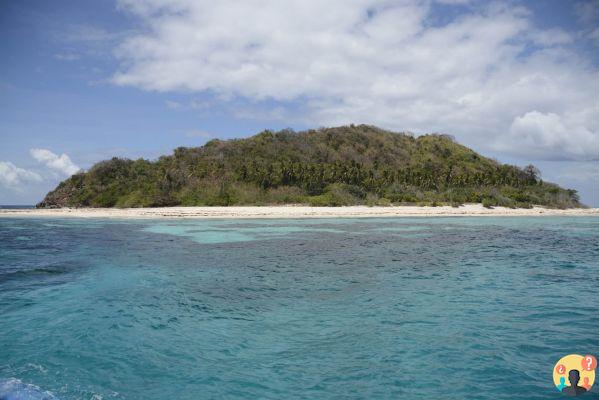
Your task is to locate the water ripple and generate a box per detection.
[1,217,598,399]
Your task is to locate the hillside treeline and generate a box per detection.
[37,125,581,208]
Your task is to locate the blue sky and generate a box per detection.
[1,0,598,205]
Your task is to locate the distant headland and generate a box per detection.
[36,125,582,209]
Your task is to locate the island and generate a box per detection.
[35,125,581,210]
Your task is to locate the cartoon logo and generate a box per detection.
[553,354,596,396]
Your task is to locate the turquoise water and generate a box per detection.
[1,217,598,399]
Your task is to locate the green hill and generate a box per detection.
[37,125,581,209]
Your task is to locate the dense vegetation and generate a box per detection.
[37,125,581,209]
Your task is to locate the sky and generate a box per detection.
[1,0,598,205]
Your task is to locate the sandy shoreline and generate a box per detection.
[1,204,598,219]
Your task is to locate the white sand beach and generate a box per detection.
[1,204,598,219]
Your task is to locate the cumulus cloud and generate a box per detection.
[111,0,599,160]
[0,161,42,190]
[504,110,599,160]
[30,149,80,176]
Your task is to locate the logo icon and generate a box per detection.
[553,354,596,396]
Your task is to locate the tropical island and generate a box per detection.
[36,125,580,210]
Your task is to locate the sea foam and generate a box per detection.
[0,378,57,400]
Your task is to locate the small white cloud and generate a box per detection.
[166,99,213,111]
[436,0,471,4]
[58,25,124,44]
[529,28,573,46]
[30,148,81,176]
[54,52,80,61]
[189,100,211,110]
[185,130,213,138]
[0,161,42,190]
[165,100,182,109]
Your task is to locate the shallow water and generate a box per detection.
[1,217,598,399]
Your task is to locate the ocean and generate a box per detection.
[1,217,598,399]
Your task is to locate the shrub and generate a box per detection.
[482,197,497,208]
[266,186,307,204]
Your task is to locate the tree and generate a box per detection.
[523,164,540,183]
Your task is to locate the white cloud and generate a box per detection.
[436,0,471,4]
[0,161,42,190]
[185,129,213,138]
[57,25,126,44]
[30,149,81,176]
[111,0,599,160]
[54,52,80,61]
[528,28,573,46]
[504,110,599,159]
[165,99,182,109]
